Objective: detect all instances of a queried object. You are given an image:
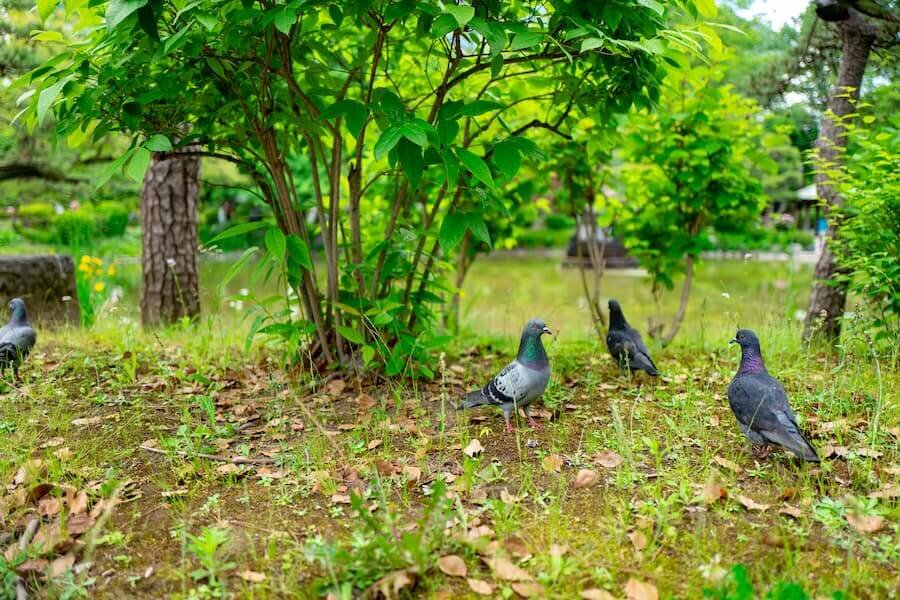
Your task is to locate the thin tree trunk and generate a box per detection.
[140,151,201,326]
[803,9,878,346]
[660,254,694,346]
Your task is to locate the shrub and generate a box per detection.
[94,201,130,237]
[545,213,576,231]
[53,208,97,246]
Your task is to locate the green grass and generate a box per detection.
[0,260,897,599]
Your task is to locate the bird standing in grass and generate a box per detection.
[0,298,37,382]
[459,319,552,432]
[606,299,658,376]
[727,329,820,462]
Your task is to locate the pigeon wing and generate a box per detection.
[482,361,528,406]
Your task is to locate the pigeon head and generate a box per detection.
[518,319,551,368]
[523,318,552,338]
[8,298,28,323]
[608,299,627,328]
[730,329,765,373]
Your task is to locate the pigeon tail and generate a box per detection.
[0,342,17,366]
[458,390,489,410]
[763,427,820,463]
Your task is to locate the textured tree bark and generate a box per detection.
[140,151,201,326]
[802,9,878,346]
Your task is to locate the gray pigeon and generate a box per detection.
[0,298,37,381]
[727,329,819,462]
[606,300,658,376]
[458,319,552,432]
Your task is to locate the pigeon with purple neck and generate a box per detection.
[727,329,819,462]
[458,319,552,432]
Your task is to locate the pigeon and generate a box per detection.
[606,299,658,376]
[458,319,552,432]
[0,298,37,381]
[727,329,819,462]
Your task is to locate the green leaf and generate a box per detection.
[36,79,66,126]
[274,9,296,34]
[455,147,494,188]
[490,53,504,78]
[265,227,287,263]
[126,147,151,182]
[337,326,365,345]
[95,148,134,189]
[286,235,312,271]
[206,221,270,246]
[510,30,542,51]
[445,5,474,26]
[398,138,424,189]
[400,121,429,147]
[106,0,148,30]
[492,140,521,181]
[137,4,159,41]
[441,148,459,185]
[36,0,56,21]
[466,213,491,248]
[145,134,173,152]
[456,100,504,117]
[374,126,403,160]
[219,247,258,292]
[580,37,604,52]
[320,99,368,138]
[693,0,717,18]
[437,119,459,147]
[430,13,457,38]
[31,30,65,42]
[638,0,666,16]
[439,212,467,251]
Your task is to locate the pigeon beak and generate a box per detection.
[542,326,553,336]
[728,338,738,345]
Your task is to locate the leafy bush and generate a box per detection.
[54,208,97,246]
[94,201,130,237]
[545,213,576,231]
[714,228,814,252]
[15,201,55,224]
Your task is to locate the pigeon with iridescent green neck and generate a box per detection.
[458,319,552,432]
[728,329,819,462]
[0,298,36,381]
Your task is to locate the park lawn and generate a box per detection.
[1,317,897,600]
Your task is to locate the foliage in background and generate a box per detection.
[618,63,776,344]
[826,106,900,348]
[22,0,718,374]
[76,254,119,326]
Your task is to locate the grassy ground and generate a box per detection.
[1,310,897,599]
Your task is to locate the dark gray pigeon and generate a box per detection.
[0,298,37,381]
[727,329,819,462]
[459,319,552,432]
[606,300,658,376]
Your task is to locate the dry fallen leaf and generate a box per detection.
[846,513,884,534]
[67,513,95,535]
[239,570,266,583]
[357,392,377,411]
[49,553,76,578]
[483,556,533,582]
[628,530,648,553]
[504,536,531,559]
[467,578,494,596]
[402,465,422,483]
[542,454,564,473]
[437,555,467,578]
[500,489,521,504]
[40,437,65,449]
[38,496,62,518]
[713,456,743,474]
[330,494,351,505]
[367,439,383,451]
[464,439,484,458]
[778,505,803,519]
[574,469,598,489]
[326,379,347,395]
[868,484,900,500]
[68,490,89,515]
[625,578,659,600]
[737,495,770,512]
[71,416,103,427]
[596,451,623,468]
[511,582,545,598]
[581,589,616,600]
[372,568,416,598]
[699,484,728,505]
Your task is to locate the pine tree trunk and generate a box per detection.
[140,151,201,326]
[802,9,878,346]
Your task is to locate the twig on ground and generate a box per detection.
[15,518,40,600]
[139,444,275,465]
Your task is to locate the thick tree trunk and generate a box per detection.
[802,10,877,345]
[140,151,201,326]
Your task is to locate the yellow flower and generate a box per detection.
[95,269,104,277]
[459,290,467,299]
[578,117,595,130]
[78,263,90,273]
[94,282,105,292]
[81,255,91,263]
[92,257,103,265]
[107,265,116,276]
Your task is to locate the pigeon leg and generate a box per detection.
[751,444,773,460]
[503,409,515,433]
[524,406,542,429]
